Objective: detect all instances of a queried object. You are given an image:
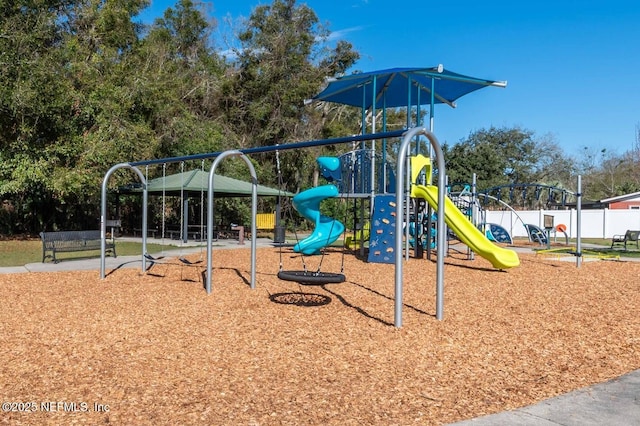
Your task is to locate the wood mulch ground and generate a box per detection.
[0,245,638,425]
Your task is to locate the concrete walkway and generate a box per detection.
[448,369,640,425]
[2,239,638,424]
[0,237,277,275]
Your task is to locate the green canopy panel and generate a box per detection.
[119,170,292,197]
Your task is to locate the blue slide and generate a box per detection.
[292,184,345,255]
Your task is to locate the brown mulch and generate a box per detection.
[0,247,638,425]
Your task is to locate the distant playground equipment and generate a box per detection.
[450,179,590,271]
[524,215,570,249]
[459,189,517,245]
[553,223,569,245]
[483,223,513,244]
[478,182,584,256]
[480,183,574,210]
[541,214,555,249]
[524,223,548,245]
[476,192,525,241]
[536,220,619,261]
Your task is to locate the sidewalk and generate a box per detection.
[448,369,640,425]
[0,237,277,275]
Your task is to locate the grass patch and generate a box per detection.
[508,237,640,259]
[0,239,178,267]
[525,236,640,259]
[534,246,640,259]
[513,237,615,247]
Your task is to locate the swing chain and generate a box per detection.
[161,163,166,241]
[276,146,289,273]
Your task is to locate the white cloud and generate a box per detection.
[327,26,365,41]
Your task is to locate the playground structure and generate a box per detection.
[405,156,519,269]
[99,128,442,325]
[479,180,584,263]
[481,183,574,210]
[452,178,584,266]
[411,184,519,269]
[476,198,557,246]
[475,192,564,246]
[99,126,586,327]
[101,126,533,326]
[100,65,519,327]
[100,130,404,285]
[484,223,514,244]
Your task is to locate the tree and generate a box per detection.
[0,0,82,232]
[219,0,359,194]
[134,0,226,159]
[0,0,362,234]
[577,147,640,200]
[529,132,577,188]
[443,126,540,189]
[0,0,199,233]
[442,126,579,207]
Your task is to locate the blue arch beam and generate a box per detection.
[128,130,406,168]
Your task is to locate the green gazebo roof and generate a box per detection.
[122,170,292,197]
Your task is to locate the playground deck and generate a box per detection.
[0,247,638,425]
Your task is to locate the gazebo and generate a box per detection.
[118,170,292,241]
[142,170,289,197]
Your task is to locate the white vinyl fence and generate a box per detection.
[483,208,640,240]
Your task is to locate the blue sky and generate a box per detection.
[139,1,640,157]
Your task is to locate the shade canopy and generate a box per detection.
[121,170,292,197]
[312,66,506,110]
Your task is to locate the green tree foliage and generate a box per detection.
[135,0,226,159]
[443,126,582,207]
[219,0,359,196]
[223,0,349,145]
[577,146,640,201]
[0,0,230,233]
[0,0,81,232]
[444,126,537,188]
[0,0,362,234]
[3,0,636,235]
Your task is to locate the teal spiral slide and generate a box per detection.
[292,184,345,255]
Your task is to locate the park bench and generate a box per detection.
[40,230,116,263]
[610,230,640,250]
[133,228,158,238]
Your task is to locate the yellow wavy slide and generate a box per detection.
[412,184,520,269]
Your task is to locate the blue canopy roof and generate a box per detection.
[311,66,506,110]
